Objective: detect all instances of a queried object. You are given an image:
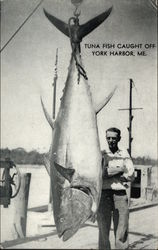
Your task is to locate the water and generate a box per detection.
[17,165,50,208]
[1,164,158,209]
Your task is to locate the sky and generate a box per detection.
[1,0,157,159]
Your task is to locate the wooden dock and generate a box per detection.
[1,204,158,249]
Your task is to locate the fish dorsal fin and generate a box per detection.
[54,162,75,182]
[40,97,54,129]
[96,86,117,115]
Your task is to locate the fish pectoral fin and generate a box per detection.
[40,96,54,129]
[95,85,117,115]
[54,162,75,182]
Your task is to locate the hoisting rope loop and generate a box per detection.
[68,17,88,84]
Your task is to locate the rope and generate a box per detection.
[0,0,44,53]
[68,16,88,84]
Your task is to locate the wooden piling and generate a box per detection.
[12,173,31,239]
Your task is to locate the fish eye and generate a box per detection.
[60,218,64,223]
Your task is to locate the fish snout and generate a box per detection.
[56,187,93,241]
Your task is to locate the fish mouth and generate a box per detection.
[57,186,93,241]
[59,227,75,241]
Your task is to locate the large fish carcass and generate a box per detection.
[42,4,113,241]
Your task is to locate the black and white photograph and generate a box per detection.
[0,0,158,249]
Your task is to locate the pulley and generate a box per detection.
[0,159,21,207]
[71,0,83,8]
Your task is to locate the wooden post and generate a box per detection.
[12,173,31,238]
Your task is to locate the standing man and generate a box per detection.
[97,127,134,250]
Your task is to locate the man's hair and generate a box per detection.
[106,127,121,137]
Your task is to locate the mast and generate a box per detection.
[118,79,143,204]
[128,79,133,157]
[119,79,143,157]
[49,49,58,205]
[52,48,58,120]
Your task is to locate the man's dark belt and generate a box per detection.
[113,190,126,196]
[102,189,126,196]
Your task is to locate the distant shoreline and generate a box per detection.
[0,148,157,166]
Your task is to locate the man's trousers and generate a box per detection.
[97,189,129,250]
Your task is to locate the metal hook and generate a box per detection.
[74,6,81,17]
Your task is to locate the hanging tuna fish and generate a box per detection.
[41,2,114,241]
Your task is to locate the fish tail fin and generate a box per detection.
[43,7,112,39]
[79,7,113,39]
